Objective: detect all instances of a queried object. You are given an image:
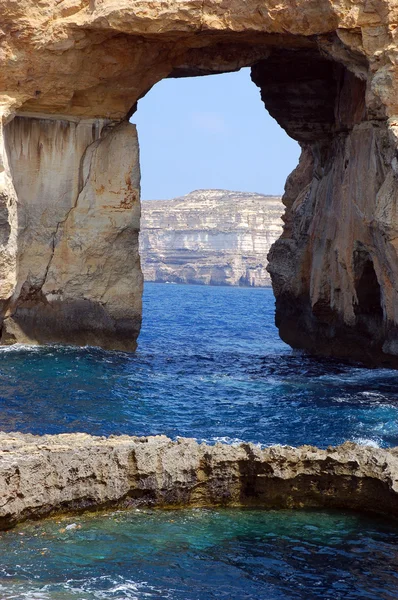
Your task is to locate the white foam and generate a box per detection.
[198,436,295,450]
[352,437,381,448]
[0,344,43,354]
[0,576,168,600]
[360,391,384,398]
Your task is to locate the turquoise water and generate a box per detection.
[2,283,398,599]
[0,283,398,447]
[1,508,398,599]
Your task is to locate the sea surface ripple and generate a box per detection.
[0,283,398,448]
[1,509,398,600]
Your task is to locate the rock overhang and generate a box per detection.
[0,432,397,529]
[0,1,392,120]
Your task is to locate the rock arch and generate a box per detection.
[0,1,398,364]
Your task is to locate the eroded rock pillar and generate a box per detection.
[0,116,142,351]
[0,116,18,324]
[252,48,398,367]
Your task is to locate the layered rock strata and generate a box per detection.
[1,1,398,360]
[140,190,283,287]
[0,432,397,529]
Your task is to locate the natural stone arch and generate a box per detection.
[0,1,398,364]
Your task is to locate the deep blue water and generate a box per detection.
[2,283,398,599]
[1,283,398,448]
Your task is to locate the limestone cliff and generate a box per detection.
[0,433,397,528]
[2,118,142,350]
[1,1,398,362]
[140,190,283,287]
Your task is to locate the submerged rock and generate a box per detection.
[0,432,397,528]
[140,190,283,287]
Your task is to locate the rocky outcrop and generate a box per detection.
[1,118,142,350]
[140,190,283,287]
[1,1,398,359]
[0,432,397,528]
[253,49,398,367]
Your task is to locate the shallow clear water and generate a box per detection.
[1,508,398,600]
[1,283,398,448]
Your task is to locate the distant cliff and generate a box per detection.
[140,190,283,287]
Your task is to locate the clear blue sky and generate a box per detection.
[132,68,300,200]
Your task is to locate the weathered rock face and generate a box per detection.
[0,432,398,529]
[252,51,398,366]
[252,41,398,367]
[1,1,398,360]
[1,117,142,350]
[140,190,283,287]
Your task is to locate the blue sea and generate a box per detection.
[1,283,398,448]
[1,283,398,599]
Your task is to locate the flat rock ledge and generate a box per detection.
[0,433,397,529]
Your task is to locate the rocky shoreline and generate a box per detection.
[0,432,397,529]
